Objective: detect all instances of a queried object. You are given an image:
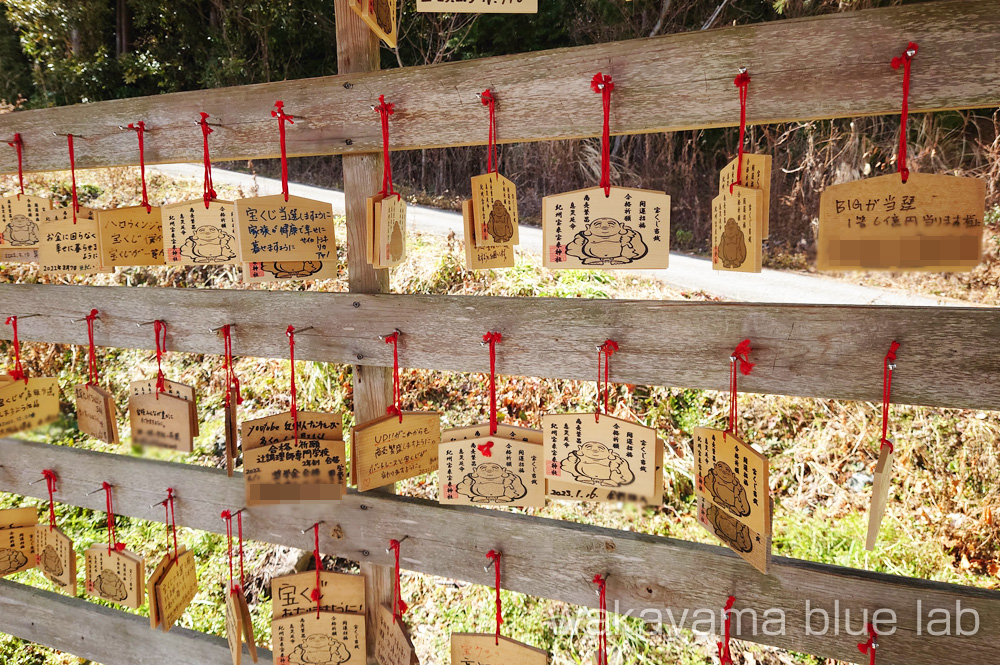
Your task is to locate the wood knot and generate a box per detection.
[601,539,616,552]
[329,524,344,540]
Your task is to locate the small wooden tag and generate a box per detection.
[0,523,36,577]
[225,389,239,477]
[39,206,111,274]
[75,383,120,445]
[711,185,764,273]
[226,587,259,665]
[542,186,670,269]
[0,193,50,259]
[375,603,418,665]
[161,199,240,265]
[366,194,385,266]
[244,438,347,505]
[463,200,515,270]
[692,427,771,536]
[438,436,545,508]
[234,194,336,263]
[130,378,200,436]
[378,195,407,267]
[271,610,367,665]
[417,0,537,12]
[271,570,366,618]
[352,411,441,492]
[696,495,771,574]
[548,435,664,506]
[34,525,76,594]
[471,173,519,247]
[719,154,772,237]
[241,260,339,282]
[241,411,344,451]
[0,377,61,437]
[156,548,198,631]
[450,633,547,665]
[541,413,660,500]
[84,545,145,609]
[97,204,166,266]
[866,442,896,551]
[128,389,195,452]
[818,172,986,272]
[147,549,176,629]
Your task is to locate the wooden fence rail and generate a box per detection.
[0,284,997,410]
[1,437,997,665]
[0,0,997,173]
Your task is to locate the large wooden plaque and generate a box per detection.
[352,411,441,492]
[719,154,772,237]
[439,436,544,508]
[84,545,145,609]
[162,199,239,265]
[0,193,49,261]
[693,427,770,536]
[711,185,764,273]
[271,570,366,618]
[34,525,76,594]
[471,173,519,246]
[38,206,109,274]
[235,194,335,263]
[450,633,547,665]
[0,377,60,437]
[97,205,165,266]
[271,611,366,665]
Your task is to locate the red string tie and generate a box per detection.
[7,133,24,196]
[480,90,499,178]
[375,96,400,199]
[388,538,408,622]
[482,332,502,436]
[730,70,751,194]
[42,469,58,530]
[717,595,736,665]
[477,440,494,457]
[198,112,217,208]
[857,623,879,665]
[222,325,243,407]
[221,510,237,594]
[310,522,323,617]
[880,340,900,453]
[593,574,608,665]
[272,101,295,202]
[4,316,26,383]
[891,42,918,184]
[384,331,403,422]
[486,550,503,644]
[153,320,167,396]
[67,134,79,223]
[84,309,100,387]
[595,339,619,423]
[727,339,754,438]
[591,73,614,197]
[102,482,126,554]
[126,122,152,212]
[287,326,299,445]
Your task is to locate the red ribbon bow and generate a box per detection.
[477,440,494,457]
[727,340,754,438]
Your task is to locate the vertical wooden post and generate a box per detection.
[334,2,393,662]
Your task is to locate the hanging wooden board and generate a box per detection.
[0,377,61,437]
[147,548,176,629]
[375,603,418,665]
[417,0,537,12]
[128,390,195,452]
[241,411,344,451]
[271,611,366,665]
[450,633,548,665]
[0,525,36,577]
[692,427,770,536]
[241,260,339,283]
[377,195,407,268]
[224,390,239,477]
[156,548,198,631]
[817,172,986,272]
[226,587,258,665]
[439,436,545,508]
[541,413,659,500]
[130,378,199,436]
[0,193,49,262]
[463,200,515,270]
[38,206,111,274]
[34,525,76,594]
[865,441,896,551]
[75,383,120,446]
[442,423,542,445]
[696,495,771,574]
[244,437,347,505]
[234,194,336,263]
[354,0,398,49]
[352,411,441,492]
[719,154,772,237]
[271,570,366,618]
[471,173,519,247]
[84,545,145,609]
[161,199,240,265]
[97,205,166,267]
[366,194,384,266]
[711,185,764,273]
[547,435,664,506]
[542,186,670,269]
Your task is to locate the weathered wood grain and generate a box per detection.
[1,437,997,665]
[0,576,273,665]
[0,0,998,173]
[0,284,997,410]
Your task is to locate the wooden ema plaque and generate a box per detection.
[84,545,145,609]
[128,381,195,452]
[97,205,165,267]
[0,377,60,437]
[352,411,441,492]
[442,423,542,445]
[542,413,659,500]
[351,0,397,48]
[147,549,174,628]
[866,441,895,551]
[241,411,344,451]
[75,383,120,446]
[365,193,383,266]
[418,0,537,12]
[697,495,771,574]
[711,185,764,273]
[235,194,335,263]
[241,260,338,283]
[462,200,515,270]
[244,437,347,505]
[155,548,198,631]
[542,186,670,269]
[818,172,986,272]
[439,436,545,508]
[375,603,418,665]
[0,193,49,262]
[548,435,664,506]
[161,199,240,265]
[34,524,76,594]
[226,587,258,665]
[693,427,770,536]
[378,195,407,268]
[271,610,366,665]
[719,154,772,237]
[38,206,112,274]
[0,507,37,578]
[271,570,366,618]
[450,634,547,665]
[471,173,519,247]
[225,388,239,476]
